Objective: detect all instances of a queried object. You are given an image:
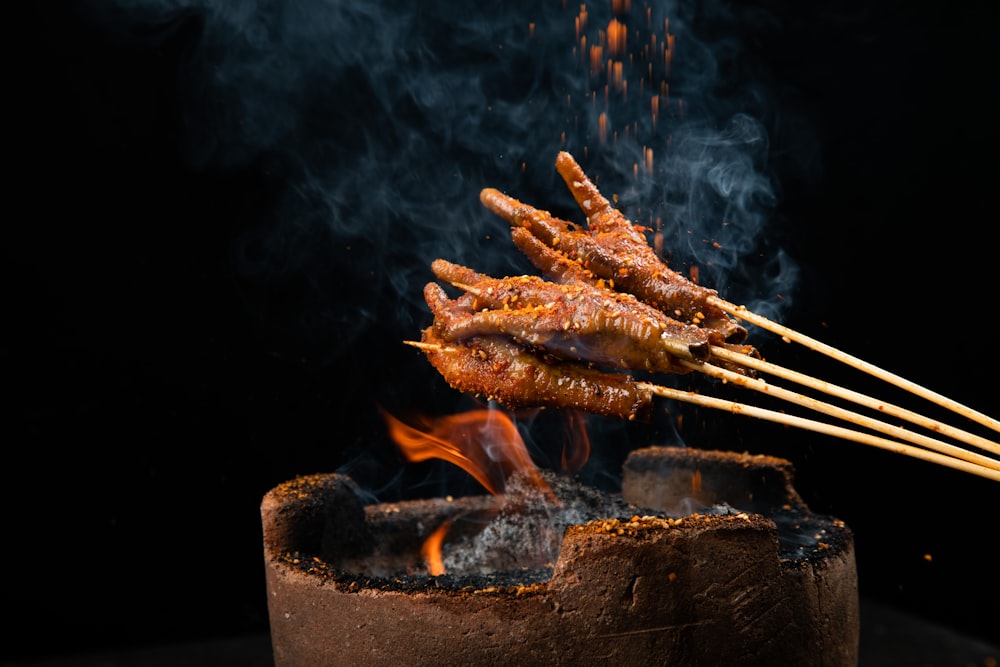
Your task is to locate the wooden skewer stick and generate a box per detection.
[405,340,458,352]
[680,359,1000,473]
[549,150,996,433]
[708,345,1000,458]
[445,263,998,456]
[637,381,1000,483]
[414,326,1000,460]
[711,297,1000,435]
[405,340,1000,482]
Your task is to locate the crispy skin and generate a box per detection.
[509,227,601,287]
[555,151,746,343]
[426,260,760,376]
[418,326,654,421]
[428,260,711,371]
[480,151,748,345]
[507,232,762,369]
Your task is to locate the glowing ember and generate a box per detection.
[588,44,604,76]
[607,19,627,59]
[571,0,678,166]
[575,5,588,42]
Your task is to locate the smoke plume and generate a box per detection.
[80,0,809,490]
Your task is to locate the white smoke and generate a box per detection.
[81,0,802,332]
[78,2,812,480]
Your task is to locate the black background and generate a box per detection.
[8,0,999,661]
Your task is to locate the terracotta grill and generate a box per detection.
[261,446,859,666]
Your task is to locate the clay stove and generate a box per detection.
[261,446,859,666]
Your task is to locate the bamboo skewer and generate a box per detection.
[637,381,1000,483]
[681,359,1000,474]
[711,297,1000,435]
[542,149,996,435]
[406,340,459,353]
[482,149,1000,466]
[448,153,1000,488]
[415,288,1000,461]
[405,340,1000,482]
[708,345,1000,458]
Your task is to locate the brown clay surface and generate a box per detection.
[262,447,859,666]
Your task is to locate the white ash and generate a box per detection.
[441,470,641,576]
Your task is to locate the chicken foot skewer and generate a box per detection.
[407,337,1000,483]
[506,205,999,453]
[427,259,759,376]
[483,150,1000,435]
[424,262,1000,461]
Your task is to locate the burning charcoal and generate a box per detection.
[262,447,859,666]
[442,470,643,575]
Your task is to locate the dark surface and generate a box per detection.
[4,599,998,666]
[6,0,999,663]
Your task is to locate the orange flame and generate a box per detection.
[381,406,596,575]
[422,519,451,576]
[559,410,591,474]
[382,407,555,499]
